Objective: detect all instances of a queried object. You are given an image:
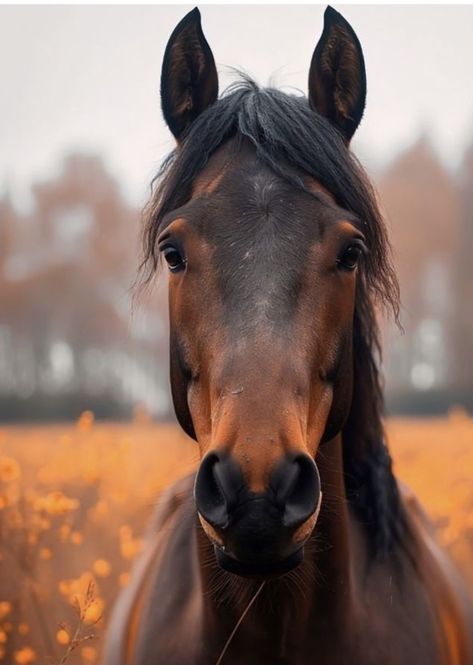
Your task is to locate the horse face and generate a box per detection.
[158,6,367,576]
[157,143,366,575]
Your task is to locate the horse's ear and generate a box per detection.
[161,8,218,140]
[308,6,366,143]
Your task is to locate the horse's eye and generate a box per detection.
[337,243,363,271]
[162,245,186,272]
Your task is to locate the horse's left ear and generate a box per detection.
[308,6,366,143]
[161,7,218,140]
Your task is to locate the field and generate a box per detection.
[0,414,472,664]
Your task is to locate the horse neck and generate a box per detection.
[309,432,356,614]
[197,432,359,651]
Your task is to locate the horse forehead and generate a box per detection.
[194,166,332,242]
[189,168,334,329]
[192,141,335,221]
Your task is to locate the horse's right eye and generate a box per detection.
[162,245,186,272]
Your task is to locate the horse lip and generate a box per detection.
[214,544,304,578]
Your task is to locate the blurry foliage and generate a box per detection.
[390,410,473,593]
[0,155,169,422]
[0,415,197,663]
[0,136,472,420]
[0,416,471,663]
[377,136,472,411]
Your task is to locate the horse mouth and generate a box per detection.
[214,544,304,578]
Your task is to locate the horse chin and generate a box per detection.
[214,544,304,579]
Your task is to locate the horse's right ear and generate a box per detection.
[161,8,218,141]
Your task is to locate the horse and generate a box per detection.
[104,7,473,665]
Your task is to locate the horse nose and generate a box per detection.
[194,452,243,529]
[195,450,321,532]
[270,453,321,528]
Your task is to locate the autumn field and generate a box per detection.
[0,413,472,664]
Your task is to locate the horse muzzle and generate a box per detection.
[194,451,322,577]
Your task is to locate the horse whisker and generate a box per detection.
[214,581,266,665]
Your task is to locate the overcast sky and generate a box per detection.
[1,4,473,211]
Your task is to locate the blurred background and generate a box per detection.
[1,4,473,420]
[0,5,472,665]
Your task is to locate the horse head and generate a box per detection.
[147,7,392,577]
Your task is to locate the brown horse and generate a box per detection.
[104,7,473,665]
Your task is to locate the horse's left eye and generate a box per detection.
[337,244,363,271]
[162,245,186,272]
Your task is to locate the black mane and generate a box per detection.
[142,78,409,558]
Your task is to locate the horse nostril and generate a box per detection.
[270,454,321,529]
[194,452,242,530]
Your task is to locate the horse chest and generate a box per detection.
[111,497,452,665]
[131,582,429,665]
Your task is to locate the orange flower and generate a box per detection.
[70,531,83,546]
[84,597,104,624]
[0,602,11,620]
[81,646,97,663]
[59,524,71,542]
[18,624,29,636]
[119,525,132,539]
[93,559,111,578]
[56,628,69,645]
[59,572,98,613]
[0,457,20,483]
[119,526,142,560]
[88,499,108,522]
[14,647,36,664]
[34,491,79,516]
[39,517,51,530]
[122,537,142,560]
